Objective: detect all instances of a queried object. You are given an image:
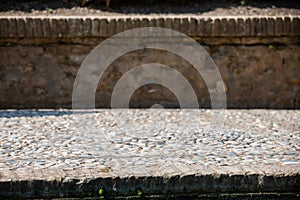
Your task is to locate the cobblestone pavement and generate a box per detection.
[0,109,299,182]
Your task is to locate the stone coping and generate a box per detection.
[0,15,299,44]
[0,109,299,198]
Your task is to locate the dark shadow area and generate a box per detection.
[129,83,181,108]
[0,110,105,118]
[0,0,299,14]
[0,110,71,118]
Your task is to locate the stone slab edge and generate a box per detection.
[0,171,299,198]
[0,16,299,45]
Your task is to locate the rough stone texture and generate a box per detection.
[0,44,299,109]
[0,109,299,198]
[0,16,299,109]
[0,16,299,46]
[0,16,299,40]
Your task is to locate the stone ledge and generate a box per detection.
[0,173,299,198]
[0,16,299,45]
[0,109,299,198]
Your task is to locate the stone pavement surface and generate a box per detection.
[0,109,299,198]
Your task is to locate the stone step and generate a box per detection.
[0,15,299,44]
[0,109,299,198]
[0,14,299,109]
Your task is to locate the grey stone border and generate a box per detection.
[0,171,299,198]
[0,16,299,45]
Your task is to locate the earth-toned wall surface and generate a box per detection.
[0,43,299,109]
[0,13,299,109]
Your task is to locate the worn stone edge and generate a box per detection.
[0,16,299,44]
[0,171,299,198]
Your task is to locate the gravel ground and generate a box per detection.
[0,109,299,180]
[0,0,299,16]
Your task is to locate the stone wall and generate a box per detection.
[0,43,299,108]
[0,16,299,108]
